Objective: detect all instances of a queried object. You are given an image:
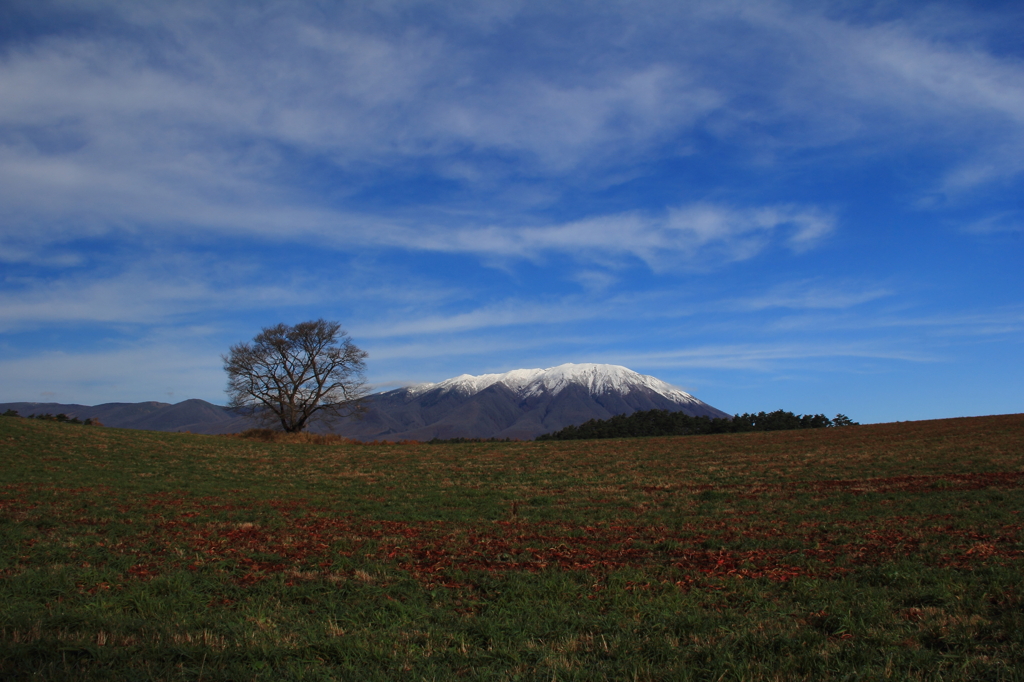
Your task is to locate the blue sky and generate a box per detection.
[1,0,1022,423]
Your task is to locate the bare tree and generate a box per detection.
[223,319,368,433]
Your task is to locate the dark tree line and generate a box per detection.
[1,410,101,425]
[536,409,857,441]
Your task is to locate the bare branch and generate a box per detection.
[223,319,368,433]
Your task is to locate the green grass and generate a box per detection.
[2,414,1023,680]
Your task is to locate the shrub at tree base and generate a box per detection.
[228,428,360,445]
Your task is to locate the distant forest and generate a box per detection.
[536,409,857,441]
[1,410,101,426]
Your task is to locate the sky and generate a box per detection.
[1,0,1022,424]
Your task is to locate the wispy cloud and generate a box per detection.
[963,211,1024,234]
[384,203,835,268]
[3,1,1021,255]
[766,304,1024,334]
[728,2,1024,192]
[0,342,226,405]
[354,294,633,338]
[726,281,892,312]
[0,257,322,332]
[614,342,937,371]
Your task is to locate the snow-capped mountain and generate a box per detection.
[408,363,703,404]
[340,363,729,441]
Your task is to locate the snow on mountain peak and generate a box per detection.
[405,363,700,404]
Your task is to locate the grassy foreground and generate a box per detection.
[2,414,1023,680]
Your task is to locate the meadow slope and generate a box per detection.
[1,414,1023,680]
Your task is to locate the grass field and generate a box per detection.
[2,414,1023,680]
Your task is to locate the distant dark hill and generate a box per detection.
[0,363,730,440]
[0,399,262,434]
[0,401,173,427]
[113,399,247,433]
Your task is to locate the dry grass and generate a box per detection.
[2,413,1023,680]
[226,428,360,445]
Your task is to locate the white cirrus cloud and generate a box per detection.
[613,342,937,371]
[396,203,835,268]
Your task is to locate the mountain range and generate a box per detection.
[1,363,729,441]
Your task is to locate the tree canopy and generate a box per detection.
[223,319,368,433]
